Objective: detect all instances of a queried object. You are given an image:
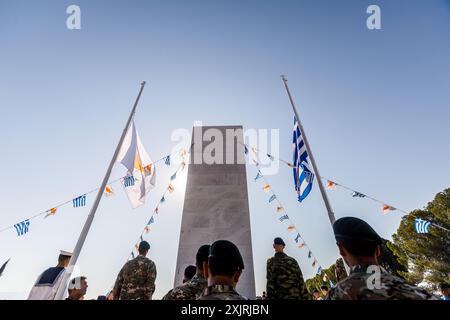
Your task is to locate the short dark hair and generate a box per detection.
[58,254,71,264]
[138,241,150,254]
[337,239,378,257]
[320,285,329,291]
[196,244,211,268]
[184,265,197,280]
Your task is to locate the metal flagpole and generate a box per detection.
[54,81,147,300]
[281,75,336,225]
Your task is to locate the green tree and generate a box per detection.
[379,238,407,278]
[390,188,450,288]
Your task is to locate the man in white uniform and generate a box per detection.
[28,250,72,300]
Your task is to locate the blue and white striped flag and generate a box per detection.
[244,145,249,155]
[170,172,177,181]
[352,191,366,198]
[268,194,277,203]
[164,155,171,166]
[414,218,431,234]
[14,219,30,237]
[131,252,135,259]
[317,266,323,275]
[293,116,314,202]
[279,214,289,222]
[254,171,263,181]
[124,176,135,187]
[160,196,166,203]
[294,233,301,243]
[308,250,312,258]
[73,195,86,208]
[148,216,155,225]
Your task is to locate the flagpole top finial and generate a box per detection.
[280,74,288,81]
[141,81,146,86]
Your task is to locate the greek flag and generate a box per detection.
[267,154,274,161]
[279,214,289,222]
[293,116,314,202]
[131,252,135,259]
[14,219,30,237]
[124,176,135,187]
[268,194,277,203]
[352,191,366,198]
[164,155,171,166]
[294,233,301,243]
[414,218,431,234]
[244,145,249,155]
[317,266,323,275]
[160,196,166,203]
[148,216,154,225]
[254,171,263,181]
[73,195,86,208]
[140,235,144,242]
[170,172,177,181]
[308,250,312,258]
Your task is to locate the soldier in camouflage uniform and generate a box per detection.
[328,217,437,300]
[112,241,157,300]
[162,244,210,300]
[266,237,309,300]
[198,240,247,300]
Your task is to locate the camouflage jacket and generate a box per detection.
[162,273,207,300]
[198,284,248,300]
[327,264,438,300]
[113,255,157,300]
[266,252,309,300]
[334,258,348,282]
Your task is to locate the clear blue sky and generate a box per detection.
[0,0,449,299]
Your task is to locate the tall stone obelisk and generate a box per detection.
[174,125,256,299]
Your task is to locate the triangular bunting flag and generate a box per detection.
[326,180,336,190]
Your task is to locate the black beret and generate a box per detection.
[209,240,244,269]
[138,241,151,251]
[274,237,286,246]
[196,244,211,264]
[333,217,382,244]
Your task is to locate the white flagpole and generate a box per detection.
[54,81,147,300]
[281,75,336,225]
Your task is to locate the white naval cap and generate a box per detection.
[59,250,73,257]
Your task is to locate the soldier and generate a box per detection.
[183,265,197,283]
[266,237,308,300]
[198,240,247,300]
[112,241,156,300]
[328,217,438,300]
[162,244,210,300]
[66,276,88,300]
[28,250,72,300]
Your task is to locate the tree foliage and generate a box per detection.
[390,188,450,288]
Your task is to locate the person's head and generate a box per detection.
[333,217,382,267]
[206,240,244,288]
[57,251,72,268]
[196,244,211,275]
[183,265,197,283]
[439,283,450,297]
[320,285,329,296]
[138,241,150,256]
[67,276,88,300]
[273,237,285,253]
[312,289,321,299]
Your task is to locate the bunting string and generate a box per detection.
[0,147,189,236]
[242,143,408,215]
[125,150,190,261]
[249,150,324,275]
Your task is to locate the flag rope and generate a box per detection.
[249,149,324,275]
[126,155,188,261]
[0,147,189,235]
[242,142,408,214]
